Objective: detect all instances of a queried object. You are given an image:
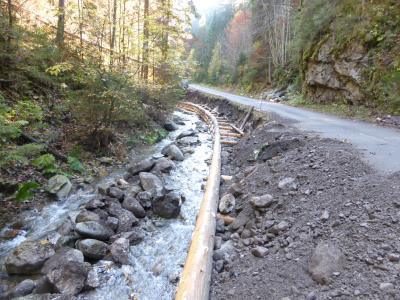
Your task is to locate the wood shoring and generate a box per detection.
[175,102,221,300]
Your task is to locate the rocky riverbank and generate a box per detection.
[0,111,212,299]
[189,92,400,299]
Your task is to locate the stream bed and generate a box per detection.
[0,110,213,300]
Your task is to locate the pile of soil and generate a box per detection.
[188,92,400,299]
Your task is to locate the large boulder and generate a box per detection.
[161,144,184,161]
[139,172,164,191]
[163,120,178,131]
[41,248,88,295]
[127,158,155,175]
[218,194,235,214]
[46,175,72,200]
[153,191,181,219]
[122,197,146,218]
[106,202,138,233]
[308,241,344,284]
[76,239,108,260]
[9,279,36,298]
[110,238,130,265]
[151,157,176,174]
[5,241,55,275]
[176,136,199,146]
[75,221,114,241]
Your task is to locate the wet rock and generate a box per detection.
[219,194,235,214]
[161,144,184,161]
[122,197,146,218]
[163,120,178,131]
[176,136,199,146]
[107,187,125,200]
[137,191,152,209]
[5,241,55,275]
[309,241,344,284]
[153,191,181,219]
[110,238,130,265]
[75,221,114,241]
[77,239,108,260]
[110,229,145,245]
[75,210,100,223]
[251,246,268,258]
[177,129,196,139]
[47,175,72,200]
[13,293,75,299]
[106,217,119,231]
[250,194,275,209]
[41,248,87,295]
[139,172,164,191]
[127,158,155,176]
[11,279,36,298]
[84,198,105,210]
[106,203,138,233]
[152,157,176,174]
[97,182,111,195]
[278,177,299,190]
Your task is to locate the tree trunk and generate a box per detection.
[110,0,117,67]
[6,0,13,50]
[141,0,149,81]
[56,0,65,50]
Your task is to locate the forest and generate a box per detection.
[188,0,400,114]
[0,0,196,204]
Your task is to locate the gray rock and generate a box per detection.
[161,144,184,161]
[85,198,105,210]
[110,238,130,265]
[250,194,275,209]
[107,187,125,200]
[388,253,400,262]
[163,120,178,131]
[5,241,55,275]
[321,210,330,221]
[176,136,199,146]
[75,221,114,241]
[42,248,84,274]
[278,177,298,190]
[214,236,222,250]
[13,293,75,299]
[110,230,145,245]
[77,239,108,260]
[269,221,290,235]
[106,217,119,231]
[214,260,224,273]
[47,175,72,200]
[106,203,138,233]
[213,241,235,262]
[177,129,196,139]
[11,279,36,298]
[139,172,164,191]
[153,191,181,219]
[122,197,146,218]
[75,210,100,223]
[309,241,344,284]
[127,158,155,176]
[219,194,235,214]
[137,191,152,209]
[251,246,268,258]
[97,182,111,195]
[379,282,394,291]
[32,276,52,295]
[152,158,176,173]
[216,218,225,233]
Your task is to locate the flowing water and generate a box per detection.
[0,110,213,299]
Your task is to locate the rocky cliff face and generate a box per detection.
[304,36,369,105]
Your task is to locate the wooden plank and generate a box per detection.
[175,102,221,300]
[240,107,254,130]
[221,140,238,145]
